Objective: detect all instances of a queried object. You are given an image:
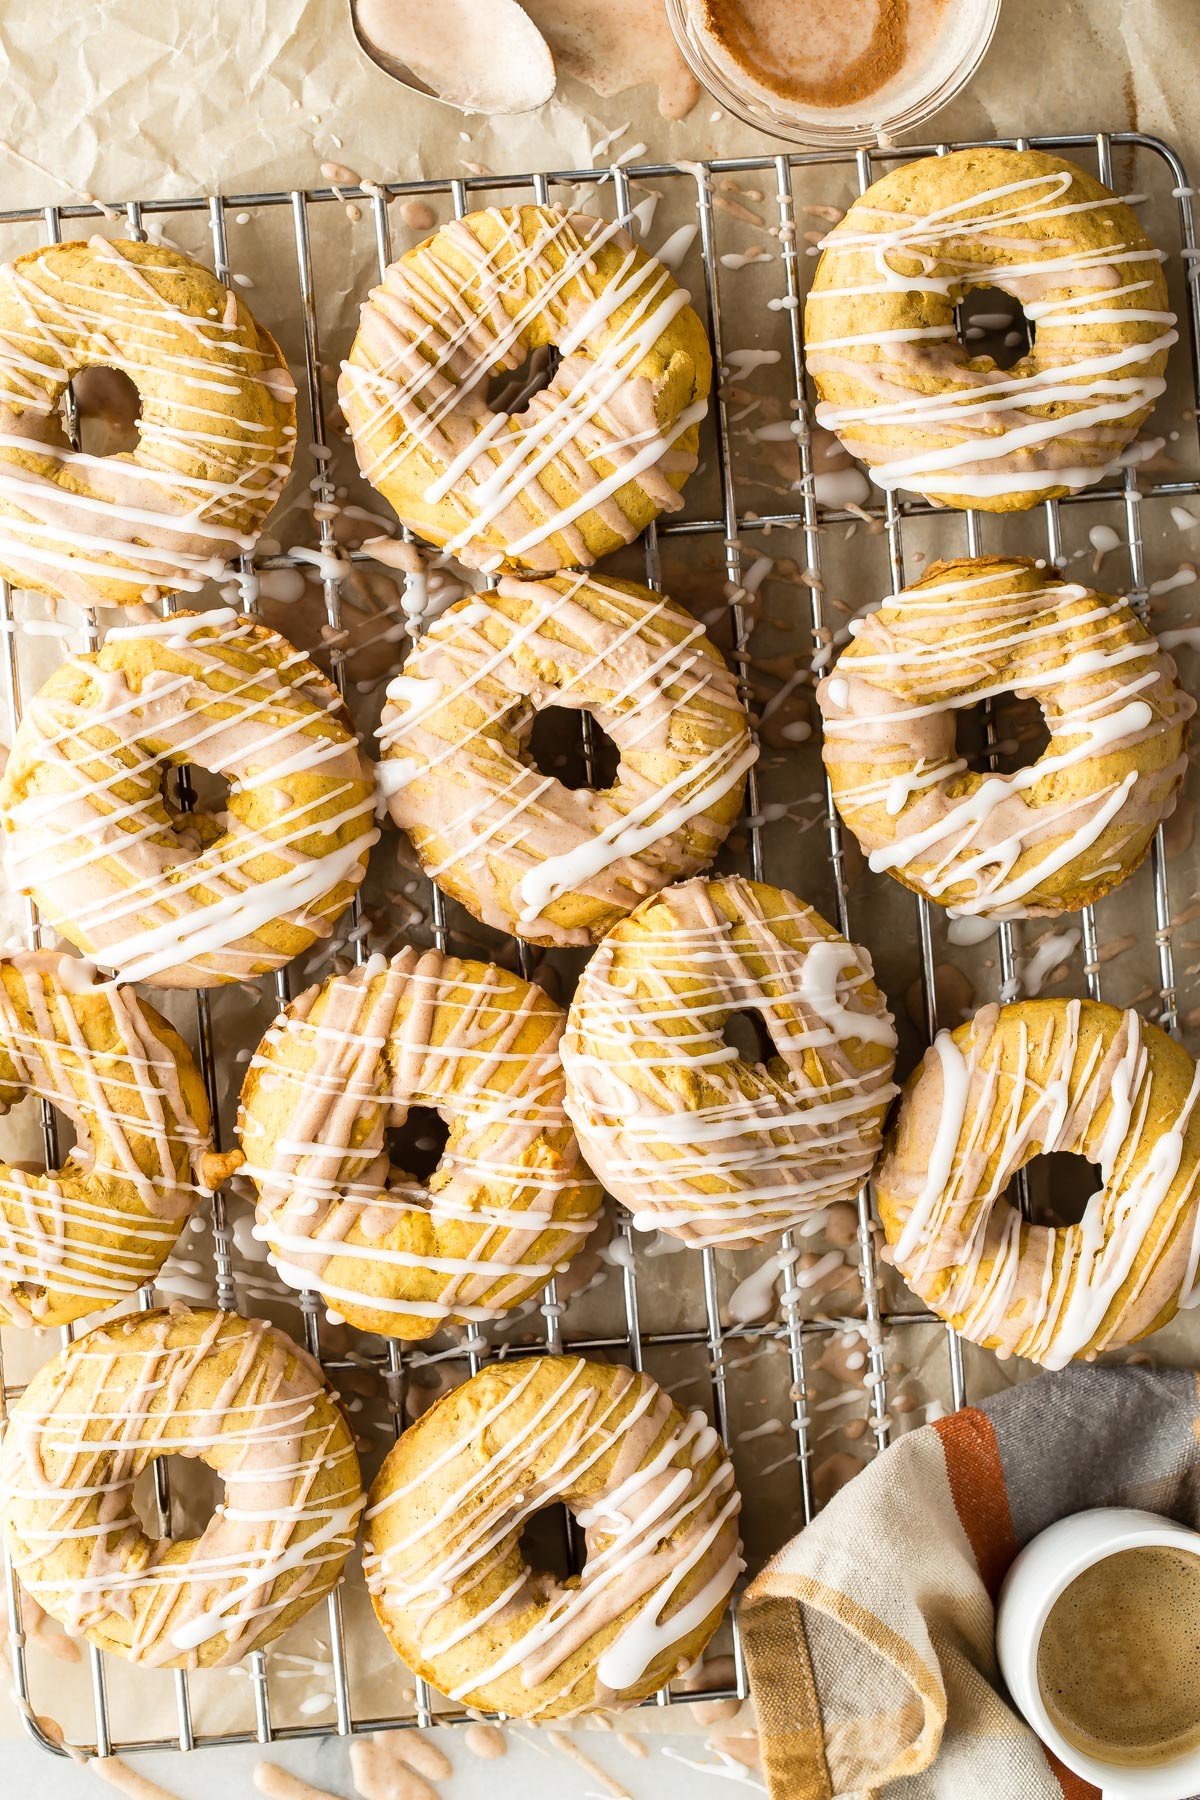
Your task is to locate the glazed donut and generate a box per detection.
[364,1355,742,1717]
[816,557,1192,919]
[805,148,1176,511]
[0,237,296,608]
[338,205,711,573]
[562,877,897,1248]
[0,951,230,1327]
[0,607,379,988]
[377,573,755,948]
[0,1306,363,1667]
[237,948,601,1337]
[876,999,1200,1368]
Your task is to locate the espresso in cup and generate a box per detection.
[1035,1544,1200,1768]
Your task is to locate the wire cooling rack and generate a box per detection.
[0,127,1198,1759]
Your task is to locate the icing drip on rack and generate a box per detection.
[561,878,898,1248]
[339,206,709,572]
[0,237,296,605]
[377,573,755,946]
[0,951,216,1326]
[364,1357,742,1715]
[0,608,379,987]
[0,1308,363,1666]
[806,162,1178,503]
[878,999,1200,1368]
[817,560,1193,918]
[237,947,600,1333]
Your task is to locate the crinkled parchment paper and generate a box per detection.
[0,0,1199,1758]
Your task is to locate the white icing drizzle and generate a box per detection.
[364,1356,742,1716]
[237,947,600,1335]
[0,237,296,606]
[377,573,754,947]
[561,877,897,1249]
[878,999,1200,1368]
[0,1307,363,1666]
[806,153,1177,505]
[0,950,216,1327]
[338,205,709,573]
[817,559,1192,919]
[0,608,378,987]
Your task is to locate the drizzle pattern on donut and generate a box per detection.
[365,1356,742,1718]
[0,951,223,1328]
[0,237,297,607]
[562,877,897,1248]
[237,948,601,1338]
[805,148,1176,510]
[817,557,1193,918]
[877,999,1200,1368]
[0,1307,363,1668]
[377,574,755,947]
[0,608,379,988]
[339,205,711,573]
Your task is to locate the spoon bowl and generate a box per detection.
[349,0,557,116]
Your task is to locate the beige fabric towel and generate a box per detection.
[741,1364,1200,1799]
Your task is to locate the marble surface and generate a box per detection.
[0,0,1197,1795]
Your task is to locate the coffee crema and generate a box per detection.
[1036,1545,1200,1768]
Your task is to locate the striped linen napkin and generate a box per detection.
[741,1363,1200,1800]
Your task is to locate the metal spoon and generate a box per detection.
[349,0,557,116]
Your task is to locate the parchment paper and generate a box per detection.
[0,0,1199,1757]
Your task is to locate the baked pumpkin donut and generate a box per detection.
[0,950,230,1327]
[562,877,897,1248]
[237,947,601,1337]
[876,999,1200,1368]
[0,1305,363,1668]
[805,148,1176,511]
[377,573,755,947]
[338,205,712,573]
[0,607,379,988]
[816,557,1192,918]
[365,1356,742,1716]
[0,237,296,607]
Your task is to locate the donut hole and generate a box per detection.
[486,344,557,417]
[957,285,1034,372]
[1022,1151,1103,1229]
[131,1455,223,1543]
[527,705,621,792]
[722,1009,776,1067]
[4,1092,80,1165]
[954,693,1051,777]
[386,1107,450,1183]
[66,365,142,457]
[517,1502,575,1582]
[163,763,234,846]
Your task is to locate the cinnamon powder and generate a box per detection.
[698,0,930,109]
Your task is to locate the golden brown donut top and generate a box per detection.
[877,998,1200,1367]
[338,204,711,573]
[805,148,1176,511]
[0,236,296,607]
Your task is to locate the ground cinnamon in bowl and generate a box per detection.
[667,0,1000,144]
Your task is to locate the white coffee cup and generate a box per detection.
[996,1507,1200,1800]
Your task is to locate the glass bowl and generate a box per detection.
[664,0,1003,148]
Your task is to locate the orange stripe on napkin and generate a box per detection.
[934,1410,1101,1800]
[933,1407,1017,1598]
[1044,1748,1101,1800]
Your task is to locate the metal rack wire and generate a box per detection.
[0,125,1197,1759]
